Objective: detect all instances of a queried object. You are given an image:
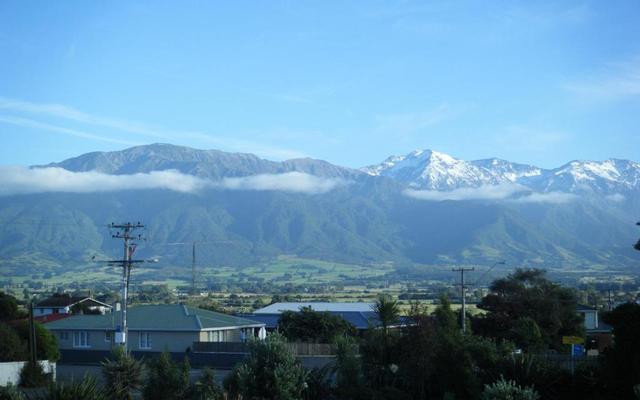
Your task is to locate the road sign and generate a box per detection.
[562,336,584,345]
[572,344,584,357]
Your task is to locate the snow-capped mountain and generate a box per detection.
[362,150,640,197]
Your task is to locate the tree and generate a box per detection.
[278,307,356,343]
[601,302,640,399]
[475,269,583,350]
[0,292,23,321]
[373,294,400,333]
[224,334,307,400]
[143,352,190,400]
[101,347,144,400]
[333,335,362,392]
[14,322,60,361]
[0,323,27,361]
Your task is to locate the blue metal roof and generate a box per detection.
[237,311,411,330]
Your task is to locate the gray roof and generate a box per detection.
[254,302,375,314]
[45,304,264,332]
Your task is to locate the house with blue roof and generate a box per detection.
[241,302,410,333]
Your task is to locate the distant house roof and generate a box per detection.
[45,304,264,332]
[254,302,375,314]
[35,295,111,309]
[239,311,412,331]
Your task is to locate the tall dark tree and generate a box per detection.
[601,303,640,399]
[475,269,583,350]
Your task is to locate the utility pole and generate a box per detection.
[191,241,196,296]
[28,301,36,364]
[109,222,145,353]
[452,267,474,334]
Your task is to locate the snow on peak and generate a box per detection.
[361,151,639,194]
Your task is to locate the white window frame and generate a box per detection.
[208,330,227,342]
[139,332,152,349]
[73,331,90,348]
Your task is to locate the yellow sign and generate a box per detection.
[562,336,584,345]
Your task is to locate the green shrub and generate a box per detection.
[481,377,540,400]
[47,375,105,400]
[19,360,50,388]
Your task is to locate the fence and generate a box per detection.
[192,341,353,356]
[531,354,600,372]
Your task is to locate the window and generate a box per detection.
[58,331,69,341]
[73,331,89,348]
[105,331,112,342]
[139,332,151,349]
[207,330,226,342]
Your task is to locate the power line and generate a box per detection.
[155,240,232,296]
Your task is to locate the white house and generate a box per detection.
[35,294,112,317]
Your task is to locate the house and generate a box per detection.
[576,304,613,354]
[44,304,266,362]
[242,302,410,333]
[35,294,112,317]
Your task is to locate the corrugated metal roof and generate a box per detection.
[45,304,264,332]
[239,311,412,330]
[254,302,375,314]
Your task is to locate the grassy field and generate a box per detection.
[200,256,394,285]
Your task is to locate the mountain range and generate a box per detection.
[1,143,639,276]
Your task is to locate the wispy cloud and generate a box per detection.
[0,167,346,196]
[221,172,347,194]
[0,115,140,146]
[0,97,307,160]
[564,56,640,101]
[404,183,577,204]
[404,183,523,201]
[605,193,626,203]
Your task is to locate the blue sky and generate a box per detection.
[1,1,639,169]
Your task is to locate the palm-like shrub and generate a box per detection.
[47,375,105,400]
[101,348,143,400]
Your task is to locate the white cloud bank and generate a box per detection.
[404,183,577,204]
[0,167,346,196]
